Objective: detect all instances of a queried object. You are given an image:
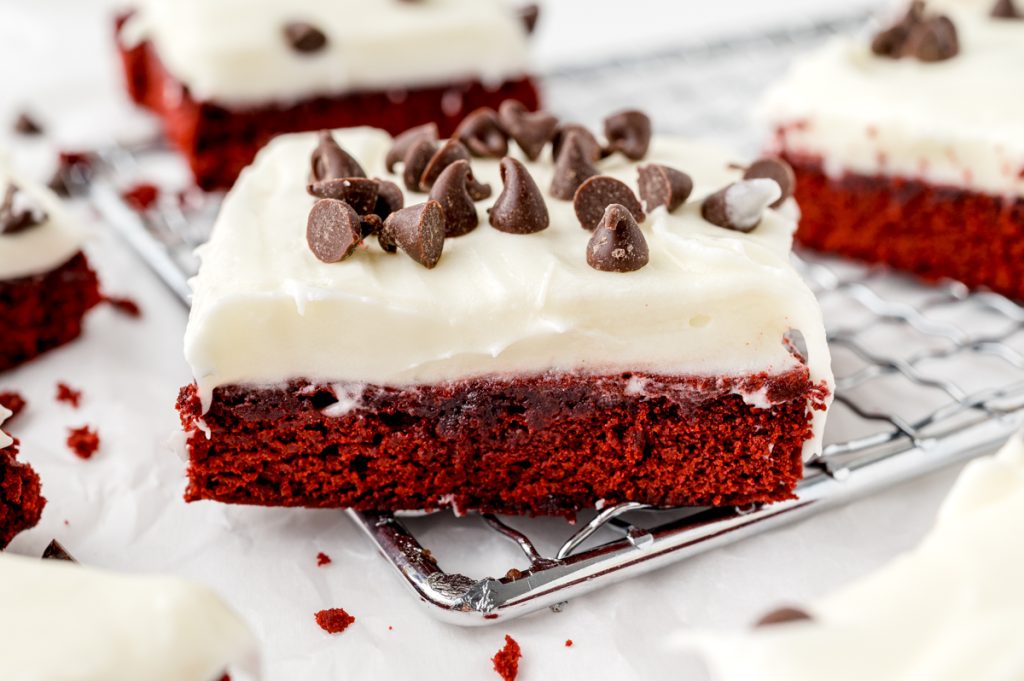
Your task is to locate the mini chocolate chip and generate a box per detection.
[586,204,649,273]
[14,112,42,136]
[310,130,365,182]
[754,607,813,628]
[42,539,76,562]
[379,201,446,268]
[360,213,383,239]
[284,21,328,53]
[386,123,439,173]
[573,175,645,231]
[743,158,795,208]
[637,164,693,213]
[428,160,480,237]
[519,4,540,34]
[701,179,782,233]
[0,183,48,235]
[454,107,509,158]
[306,199,363,263]
[551,123,602,163]
[374,179,405,221]
[550,131,600,201]
[604,110,652,161]
[992,0,1022,18]
[497,100,558,162]
[489,157,549,234]
[307,177,380,214]
[402,137,438,192]
[905,16,959,62]
[419,139,471,191]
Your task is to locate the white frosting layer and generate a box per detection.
[681,434,1024,681]
[0,553,258,681]
[120,0,531,106]
[0,406,12,450]
[0,165,87,280]
[759,0,1024,198]
[185,127,834,457]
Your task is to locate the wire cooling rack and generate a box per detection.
[84,10,1024,625]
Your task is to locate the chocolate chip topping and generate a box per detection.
[519,3,541,34]
[42,539,76,562]
[604,110,652,161]
[360,213,384,239]
[701,179,782,233]
[418,139,471,191]
[992,0,1022,18]
[637,164,693,213]
[573,175,645,231]
[284,21,328,53]
[374,179,405,221]
[586,204,649,273]
[307,177,380,214]
[743,158,795,208]
[454,107,509,158]
[0,183,48,235]
[550,131,600,201]
[871,1,959,62]
[386,123,439,173]
[379,201,446,269]
[488,157,549,234]
[754,607,813,628]
[401,137,438,192]
[497,100,558,162]
[310,130,366,182]
[306,199,363,263]
[14,112,42,136]
[428,160,480,237]
[551,123,602,163]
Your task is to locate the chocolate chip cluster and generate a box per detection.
[0,183,47,235]
[871,1,959,62]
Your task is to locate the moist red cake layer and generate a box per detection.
[0,253,101,372]
[116,21,541,190]
[783,153,1024,299]
[0,437,45,549]
[177,370,829,517]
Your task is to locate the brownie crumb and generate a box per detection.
[66,426,99,459]
[102,295,143,318]
[565,639,573,648]
[315,608,355,634]
[0,391,27,419]
[492,635,522,681]
[56,383,82,408]
[121,183,160,212]
[316,551,332,567]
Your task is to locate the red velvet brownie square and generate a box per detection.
[115,1,541,190]
[178,111,832,517]
[760,0,1024,298]
[0,407,44,549]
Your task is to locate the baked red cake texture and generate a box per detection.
[0,437,45,549]
[492,635,522,681]
[314,608,355,635]
[66,426,100,460]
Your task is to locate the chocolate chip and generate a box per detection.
[604,110,652,161]
[386,123,439,173]
[701,179,782,233]
[284,21,328,53]
[310,130,365,182]
[489,157,549,234]
[905,16,959,62]
[374,179,405,221]
[379,201,446,268]
[454,107,509,158]
[497,100,558,162]
[401,137,438,192]
[637,164,693,213]
[418,139,471,191]
[0,183,48,235]
[586,204,649,273]
[992,0,1022,18]
[14,112,42,136]
[428,160,480,237]
[360,213,384,239]
[551,123,602,163]
[743,158,795,208]
[307,177,380,214]
[42,539,76,562]
[306,199,363,263]
[573,175,645,231]
[465,171,493,202]
[519,4,540,34]
[550,131,599,201]
[754,607,813,628]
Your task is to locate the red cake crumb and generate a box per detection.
[315,608,355,635]
[102,294,143,318]
[121,183,160,212]
[492,635,522,681]
[56,383,82,408]
[388,625,394,631]
[565,639,573,648]
[316,551,332,567]
[1,437,46,549]
[66,426,99,460]
[0,392,27,419]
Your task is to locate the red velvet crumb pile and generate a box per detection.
[492,635,522,681]
[0,392,27,419]
[66,426,99,459]
[315,608,355,634]
[316,552,332,567]
[56,383,82,408]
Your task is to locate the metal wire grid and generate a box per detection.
[84,11,1024,624]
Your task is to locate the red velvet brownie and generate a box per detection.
[1,168,100,372]
[0,406,44,549]
[760,0,1024,298]
[178,111,833,517]
[116,0,541,189]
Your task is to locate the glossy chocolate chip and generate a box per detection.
[497,100,558,161]
[604,110,652,161]
[428,160,480,237]
[360,213,384,239]
[401,137,438,192]
[519,3,540,34]
[573,175,645,231]
[754,607,813,628]
[489,157,549,234]
[550,131,600,201]
[374,179,405,221]
[637,164,693,213]
[0,183,47,235]
[743,158,795,208]
[42,539,76,562]
[418,139,471,192]
[586,204,649,273]
[306,199,363,263]
[307,177,380,214]
[310,130,365,182]
[992,0,1022,18]
[386,123,439,173]
[284,21,328,53]
[379,201,446,269]
[454,107,509,158]
[14,112,42,136]
[905,16,959,62]
[701,179,782,233]
[551,123,602,163]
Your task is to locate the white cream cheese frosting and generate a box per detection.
[680,433,1024,681]
[119,0,532,107]
[759,0,1024,199]
[184,127,834,457]
[0,165,87,281]
[0,553,259,681]
[0,406,13,450]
